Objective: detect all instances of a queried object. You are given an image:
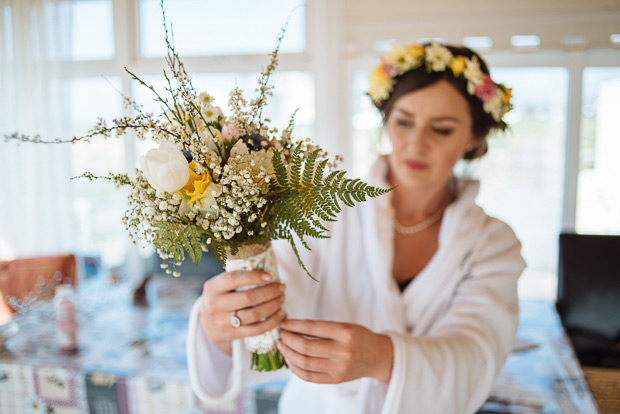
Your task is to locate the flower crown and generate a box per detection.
[368,42,512,123]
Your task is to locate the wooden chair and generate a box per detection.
[0,254,77,324]
[556,233,620,368]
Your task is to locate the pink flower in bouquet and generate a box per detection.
[222,124,240,141]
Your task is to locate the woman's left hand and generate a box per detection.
[277,319,393,384]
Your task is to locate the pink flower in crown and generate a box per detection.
[475,75,498,103]
[381,62,397,77]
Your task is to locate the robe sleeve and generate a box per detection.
[186,237,325,407]
[382,219,526,414]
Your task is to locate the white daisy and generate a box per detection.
[201,105,223,123]
[195,92,215,108]
[424,42,453,71]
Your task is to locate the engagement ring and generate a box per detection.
[230,311,241,328]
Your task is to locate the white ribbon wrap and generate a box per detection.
[225,244,282,354]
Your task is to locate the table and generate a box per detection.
[0,277,600,414]
[478,300,599,413]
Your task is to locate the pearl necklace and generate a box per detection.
[393,206,445,235]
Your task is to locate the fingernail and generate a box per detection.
[262,273,271,282]
[279,284,286,292]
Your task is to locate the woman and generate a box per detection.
[186,42,525,414]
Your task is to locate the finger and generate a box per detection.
[277,342,334,384]
[203,270,273,296]
[279,329,332,358]
[276,337,331,372]
[280,319,344,340]
[288,365,334,384]
[236,294,285,325]
[234,308,285,338]
[218,282,285,311]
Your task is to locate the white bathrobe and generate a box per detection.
[187,157,526,414]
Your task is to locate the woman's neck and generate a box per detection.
[389,176,453,224]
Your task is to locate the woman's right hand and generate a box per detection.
[199,270,286,355]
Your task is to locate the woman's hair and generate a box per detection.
[376,44,505,160]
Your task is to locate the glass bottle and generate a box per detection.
[53,284,78,352]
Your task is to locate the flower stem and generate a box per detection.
[251,349,287,372]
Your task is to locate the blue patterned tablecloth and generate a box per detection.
[0,276,599,414]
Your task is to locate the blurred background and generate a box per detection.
[1,0,619,299]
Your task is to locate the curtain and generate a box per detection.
[0,0,74,259]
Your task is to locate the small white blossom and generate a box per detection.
[425,42,453,72]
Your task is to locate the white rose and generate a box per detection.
[139,141,189,193]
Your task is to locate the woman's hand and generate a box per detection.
[277,319,393,384]
[199,270,286,355]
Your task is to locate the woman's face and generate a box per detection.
[386,79,478,192]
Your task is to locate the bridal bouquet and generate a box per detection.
[4,4,391,372]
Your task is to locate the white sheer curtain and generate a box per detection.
[0,0,75,259]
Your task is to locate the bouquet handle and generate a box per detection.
[226,243,287,371]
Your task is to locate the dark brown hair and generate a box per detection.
[376,44,506,160]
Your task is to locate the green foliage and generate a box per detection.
[265,143,394,279]
[153,222,203,265]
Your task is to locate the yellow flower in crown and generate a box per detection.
[499,84,512,105]
[408,45,425,58]
[371,63,390,82]
[179,161,212,204]
[369,63,393,103]
[450,56,466,77]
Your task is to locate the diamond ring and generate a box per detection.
[230,310,241,328]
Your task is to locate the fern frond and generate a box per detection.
[287,235,318,282]
[262,143,394,275]
[272,149,289,189]
[153,222,203,265]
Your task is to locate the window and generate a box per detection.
[138,0,305,57]
[61,0,114,60]
[67,77,125,267]
[351,70,385,178]
[476,68,568,299]
[2,6,13,62]
[576,67,620,234]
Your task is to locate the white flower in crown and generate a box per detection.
[424,42,453,71]
[483,94,506,122]
[464,56,485,94]
[384,43,418,72]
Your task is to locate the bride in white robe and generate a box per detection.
[186,43,526,414]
